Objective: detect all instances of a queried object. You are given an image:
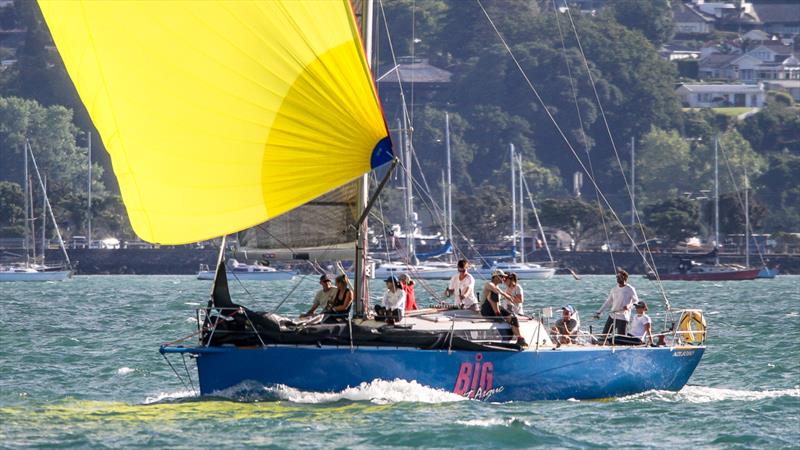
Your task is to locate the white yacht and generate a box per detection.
[198,259,295,281]
[476,262,556,280]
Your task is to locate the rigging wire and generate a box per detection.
[560,2,667,293]
[552,0,616,270]
[475,0,670,309]
[717,139,766,266]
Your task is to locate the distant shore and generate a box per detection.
[31,248,800,275]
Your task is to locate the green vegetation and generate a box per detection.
[0,0,797,247]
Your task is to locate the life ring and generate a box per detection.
[677,310,706,344]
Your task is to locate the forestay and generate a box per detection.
[39,0,392,244]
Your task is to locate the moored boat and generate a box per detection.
[647,257,760,281]
[0,265,72,282]
[197,259,295,281]
[476,262,556,280]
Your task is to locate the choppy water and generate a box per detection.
[1,275,798,448]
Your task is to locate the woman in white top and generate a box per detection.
[503,272,524,315]
[380,275,407,323]
[629,300,653,345]
[444,259,477,311]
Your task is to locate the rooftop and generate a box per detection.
[678,83,764,93]
[751,3,800,24]
[377,58,452,85]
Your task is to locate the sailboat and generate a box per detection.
[476,144,555,280]
[648,137,759,281]
[0,141,73,282]
[373,113,455,280]
[41,0,705,401]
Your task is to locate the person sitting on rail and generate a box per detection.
[399,273,418,311]
[323,274,352,323]
[503,272,524,315]
[480,269,526,346]
[301,274,337,317]
[444,259,477,311]
[375,275,406,324]
[551,305,579,345]
[628,301,654,345]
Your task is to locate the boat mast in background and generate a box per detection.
[714,136,720,266]
[510,143,517,263]
[23,143,30,265]
[445,111,453,261]
[630,136,635,252]
[745,174,750,268]
[87,131,92,246]
[518,153,525,263]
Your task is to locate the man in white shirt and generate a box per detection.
[444,259,477,311]
[629,300,653,345]
[380,275,407,323]
[302,274,338,317]
[593,269,639,343]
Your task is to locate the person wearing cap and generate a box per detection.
[629,300,654,345]
[480,269,526,346]
[302,274,338,317]
[444,259,477,311]
[593,269,639,343]
[379,275,407,323]
[399,273,418,311]
[551,305,579,344]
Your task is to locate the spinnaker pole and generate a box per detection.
[510,143,517,263]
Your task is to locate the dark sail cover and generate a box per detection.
[212,259,234,309]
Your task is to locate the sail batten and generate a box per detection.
[39,0,392,244]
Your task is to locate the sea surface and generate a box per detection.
[1,274,798,449]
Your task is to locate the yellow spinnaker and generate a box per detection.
[38,0,392,244]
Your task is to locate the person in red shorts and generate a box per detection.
[400,273,418,311]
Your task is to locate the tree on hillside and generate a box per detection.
[643,197,701,245]
[755,151,800,231]
[0,97,126,238]
[739,95,800,155]
[635,127,696,202]
[452,184,512,243]
[0,181,24,237]
[608,0,674,47]
[702,192,767,236]
[539,197,606,247]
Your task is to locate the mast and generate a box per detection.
[714,136,720,266]
[630,136,635,252]
[518,154,525,263]
[28,171,36,262]
[510,143,517,263]
[23,145,30,265]
[445,111,453,260]
[42,174,47,264]
[27,141,71,266]
[403,108,415,264]
[87,131,92,246]
[353,0,374,317]
[744,174,750,267]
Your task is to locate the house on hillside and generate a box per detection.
[750,3,800,38]
[676,83,765,108]
[660,43,702,61]
[673,3,715,36]
[698,43,799,81]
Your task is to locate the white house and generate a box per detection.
[676,83,766,108]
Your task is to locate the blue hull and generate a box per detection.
[163,345,705,401]
[757,267,779,278]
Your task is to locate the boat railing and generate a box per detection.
[174,306,706,349]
